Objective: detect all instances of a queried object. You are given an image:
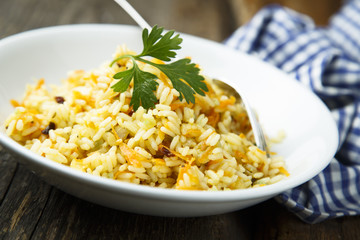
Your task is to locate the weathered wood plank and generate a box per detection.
[0,165,51,240]
[31,187,252,240]
[248,199,360,240]
[0,147,18,203]
[338,215,360,240]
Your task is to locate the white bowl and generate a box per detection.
[0,24,338,217]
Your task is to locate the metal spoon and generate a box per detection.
[113,0,270,158]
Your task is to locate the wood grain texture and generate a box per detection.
[0,164,51,239]
[1,0,360,239]
[0,146,17,203]
[31,185,250,240]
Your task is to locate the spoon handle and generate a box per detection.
[114,0,151,29]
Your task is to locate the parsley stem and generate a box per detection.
[109,54,135,67]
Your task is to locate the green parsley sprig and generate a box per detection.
[110,25,208,111]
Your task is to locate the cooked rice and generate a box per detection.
[4,45,288,190]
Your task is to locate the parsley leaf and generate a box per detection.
[139,26,182,61]
[112,68,135,92]
[143,58,207,103]
[111,60,158,110]
[110,25,208,111]
[130,65,158,110]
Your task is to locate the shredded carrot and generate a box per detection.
[234,150,248,163]
[184,128,202,138]
[169,102,183,111]
[114,170,132,179]
[152,158,166,166]
[35,78,45,90]
[69,158,88,172]
[124,97,131,106]
[199,142,207,151]
[217,96,236,110]
[279,167,290,177]
[228,182,237,189]
[204,81,215,96]
[114,171,121,179]
[111,126,119,140]
[74,69,85,75]
[10,99,22,108]
[73,104,83,113]
[239,133,246,139]
[159,72,171,88]
[169,102,193,111]
[118,142,147,168]
[89,72,98,84]
[206,159,221,168]
[257,163,265,172]
[157,130,165,142]
[175,163,201,190]
[72,89,95,108]
[236,112,248,118]
[176,165,190,183]
[198,146,215,164]
[207,109,220,127]
[193,97,209,111]
[21,79,45,104]
[223,170,232,177]
[150,59,172,88]
[73,90,87,100]
[256,148,266,155]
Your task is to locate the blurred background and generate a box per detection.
[231,0,342,26]
[0,0,342,42]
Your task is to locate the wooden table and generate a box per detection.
[1,0,359,239]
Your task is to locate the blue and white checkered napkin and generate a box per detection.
[225,0,360,223]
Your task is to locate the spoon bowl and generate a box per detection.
[213,79,270,156]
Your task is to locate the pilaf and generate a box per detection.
[4,44,288,190]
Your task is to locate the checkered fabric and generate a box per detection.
[225,0,360,223]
